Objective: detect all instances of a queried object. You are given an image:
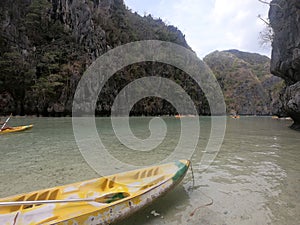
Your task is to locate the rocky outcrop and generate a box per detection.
[284,82,300,130]
[49,0,109,59]
[269,0,300,130]
[0,0,197,116]
[203,50,284,115]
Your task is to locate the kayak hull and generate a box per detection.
[0,160,190,225]
[0,125,33,134]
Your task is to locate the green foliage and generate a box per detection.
[33,74,64,100]
[25,0,52,43]
[204,50,283,115]
[0,0,195,116]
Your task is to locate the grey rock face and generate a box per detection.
[49,0,107,59]
[284,82,300,130]
[269,0,300,129]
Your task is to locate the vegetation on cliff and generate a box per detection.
[204,50,284,115]
[1,0,208,116]
[0,0,284,117]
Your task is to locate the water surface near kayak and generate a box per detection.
[0,116,299,225]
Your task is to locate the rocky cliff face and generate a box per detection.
[204,50,284,115]
[269,0,300,130]
[1,0,202,116]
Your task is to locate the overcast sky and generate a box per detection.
[124,0,271,59]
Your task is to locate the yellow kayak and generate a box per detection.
[0,160,190,225]
[0,125,33,134]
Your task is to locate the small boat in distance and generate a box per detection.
[272,115,292,120]
[175,114,185,118]
[0,160,190,225]
[0,124,33,134]
[175,114,196,118]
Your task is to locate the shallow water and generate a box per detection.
[0,116,299,225]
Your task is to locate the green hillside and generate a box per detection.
[204,50,284,115]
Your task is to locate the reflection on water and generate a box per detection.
[0,117,299,225]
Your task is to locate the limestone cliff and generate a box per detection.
[204,50,284,115]
[0,0,202,116]
[269,0,300,130]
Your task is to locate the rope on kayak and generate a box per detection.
[190,161,195,189]
[187,162,214,219]
[189,194,213,217]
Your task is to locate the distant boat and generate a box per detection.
[175,114,184,118]
[0,124,33,134]
[271,116,292,120]
[0,160,190,225]
[230,115,240,119]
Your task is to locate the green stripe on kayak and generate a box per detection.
[172,161,188,182]
[105,192,128,203]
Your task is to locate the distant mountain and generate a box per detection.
[203,50,284,115]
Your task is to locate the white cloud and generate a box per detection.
[124,0,271,58]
